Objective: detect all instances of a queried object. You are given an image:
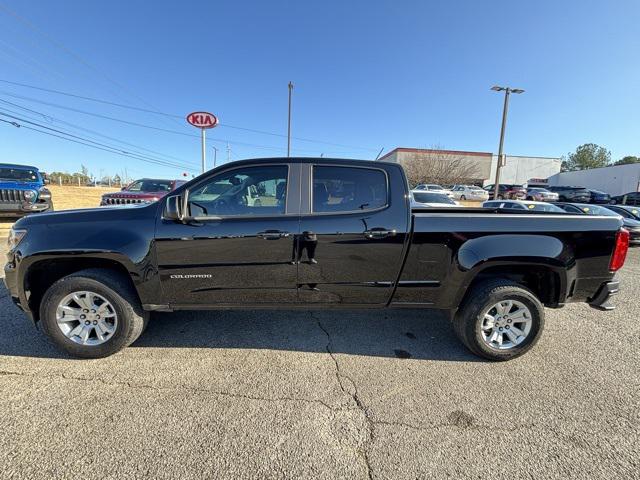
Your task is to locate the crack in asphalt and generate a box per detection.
[315,317,374,480]
[0,369,339,412]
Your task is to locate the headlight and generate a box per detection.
[23,190,37,202]
[7,229,27,250]
[143,197,159,204]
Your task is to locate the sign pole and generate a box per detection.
[186,112,218,171]
[201,128,207,173]
[287,81,293,157]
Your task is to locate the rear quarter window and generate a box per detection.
[312,166,387,213]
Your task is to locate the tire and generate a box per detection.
[460,195,466,201]
[46,201,54,212]
[559,196,567,202]
[497,194,504,200]
[452,279,545,361]
[526,196,533,201]
[39,268,148,358]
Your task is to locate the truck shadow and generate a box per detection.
[0,283,478,362]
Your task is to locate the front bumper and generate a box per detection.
[0,202,50,217]
[3,256,33,320]
[588,280,619,311]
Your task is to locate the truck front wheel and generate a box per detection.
[452,279,545,361]
[39,269,148,358]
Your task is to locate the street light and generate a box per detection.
[212,146,218,168]
[491,85,525,200]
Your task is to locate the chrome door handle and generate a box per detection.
[257,230,291,240]
[364,228,396,239]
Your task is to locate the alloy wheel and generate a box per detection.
[480,300,532,350]
[56,291,118,345]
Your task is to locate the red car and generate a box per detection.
[483,183,527,200]
[100,178,186,206]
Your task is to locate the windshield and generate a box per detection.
[575,205,620,216]
[0,167,39,182]
[522,202,565,212]
[126,180,173,192]
[413,192,455,204]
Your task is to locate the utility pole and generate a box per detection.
[287,81,293,157]
[212,146,218,168]
[201,128,207,173]
[227,142,231,162]
[490,85,525,200]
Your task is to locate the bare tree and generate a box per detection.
[402,146,481,188]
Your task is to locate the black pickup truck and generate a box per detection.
[4,158,629,360]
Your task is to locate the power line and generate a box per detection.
[0,112,197,171]
[0,2,184,131]
[0,98,198,167]
[1,117,197,172]
[0,78,378,152]
[0,90,354,155]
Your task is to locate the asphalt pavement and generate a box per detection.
[0,237,638,479]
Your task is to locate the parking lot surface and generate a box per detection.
[0,231,638,479]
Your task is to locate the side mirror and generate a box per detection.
[164,194,184,221]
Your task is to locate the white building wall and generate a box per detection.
[547,164,640,196]
[485,155,562,186]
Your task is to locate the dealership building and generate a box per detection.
[377,147,562,186]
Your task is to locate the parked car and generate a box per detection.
[5,158,628,361]
[451,185,489,201]
[482,200,567,213]
[546,186,591,203]
[100,178,186,206]
[607,204,640,220]
[587,189,611,204]
[525,187,559,202]
[554,203,640,245]
[410,190,459,208]
[610,191,640,206]
[483,184,526,200]
[0,163,54,217]
[414,183,453,197]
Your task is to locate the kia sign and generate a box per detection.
[186,111,218,129]
[186,111,218,173]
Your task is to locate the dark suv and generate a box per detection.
[547,186,591,202]
[483,184,526,200]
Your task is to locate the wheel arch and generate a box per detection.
[453,234,574,308]
[21,254,141,323]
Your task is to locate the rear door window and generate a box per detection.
[312,166,387,213]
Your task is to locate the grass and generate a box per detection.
[48,185,117,210]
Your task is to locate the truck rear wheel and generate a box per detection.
[452,279,545,361]
[39,268,148,358]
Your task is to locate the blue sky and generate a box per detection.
[0,0,638,180]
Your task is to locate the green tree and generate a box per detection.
[613,155,640,166]
[561,143,611,172]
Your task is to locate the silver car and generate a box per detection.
[451,185,489,201]
[526,187,559,202]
